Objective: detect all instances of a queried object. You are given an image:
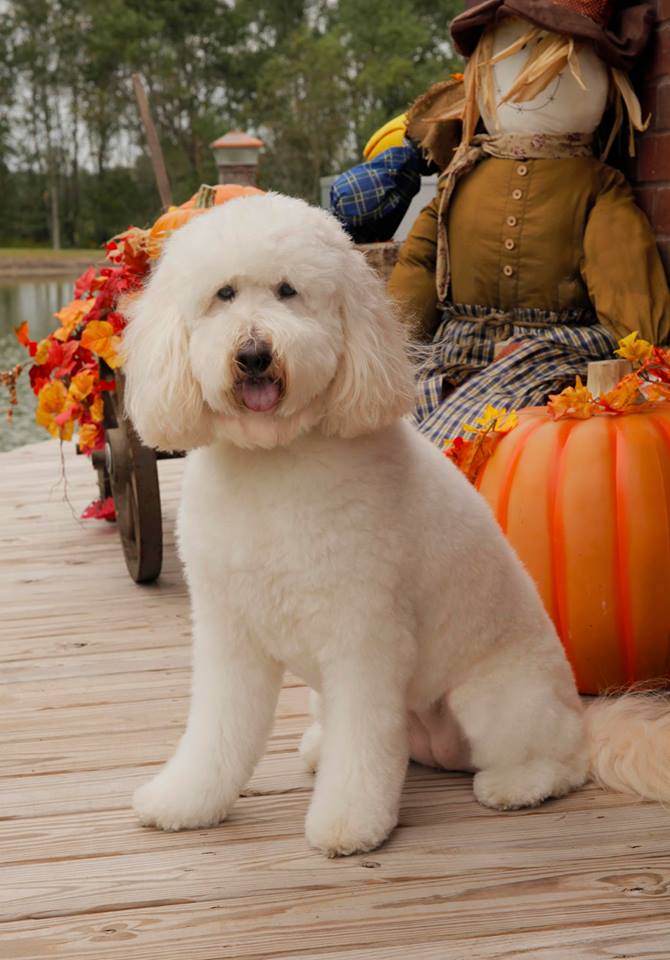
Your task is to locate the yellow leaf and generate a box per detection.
[78,422,103,452]
[35,381,74,440]
[615,331,653,365]
[495,410,519,433]
[34,339,50,364]
[68,370,95,402]
[464,403,519,435]
[89,394,104,423]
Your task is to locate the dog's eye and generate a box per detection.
[216,285,236,302]
[277,282,297,299]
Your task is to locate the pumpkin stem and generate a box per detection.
[193,184,217,209]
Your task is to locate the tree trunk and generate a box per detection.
[49,174,61,249]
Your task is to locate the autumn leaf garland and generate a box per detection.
[546,332,670,421]
[12,224,153,453]
[445,332,670,482]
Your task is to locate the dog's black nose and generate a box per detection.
[236,344,273,376]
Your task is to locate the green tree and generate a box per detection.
[0,0,464,244]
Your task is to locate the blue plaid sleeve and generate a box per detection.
[330,144,421,234]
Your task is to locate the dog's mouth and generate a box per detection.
[239,376,284,413]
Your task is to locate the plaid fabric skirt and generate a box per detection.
[412,303,617,447]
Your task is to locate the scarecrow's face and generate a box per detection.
[479,17,609,136]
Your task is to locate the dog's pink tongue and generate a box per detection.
[242,380,281,412]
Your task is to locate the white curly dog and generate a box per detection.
[124,193,670,857]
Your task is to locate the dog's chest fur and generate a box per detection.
[174,428,414,677]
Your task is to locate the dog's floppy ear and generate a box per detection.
[121,269,212,452]
[322,246,415,438]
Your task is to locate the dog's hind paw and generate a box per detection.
[299,721,322,772]
[473,761,581,811]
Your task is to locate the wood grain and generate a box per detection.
[1,439,670,959]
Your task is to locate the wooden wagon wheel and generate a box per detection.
[104,370,163,584]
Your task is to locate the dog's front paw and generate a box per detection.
[305,796,398,857]
[133,765,232,831]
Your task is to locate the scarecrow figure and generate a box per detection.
[386,0,670,445]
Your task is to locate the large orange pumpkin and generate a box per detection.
[477,404,670,693]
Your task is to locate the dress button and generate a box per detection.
[512,188,523,200]
[507,215,518,227]
[517,164,528,176]
[504,238,515,251]
[503,264,514,277]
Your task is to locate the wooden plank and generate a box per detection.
[0,716,309,777]
[2,851,670,952]
[0,751,315,820]
[0,670,307,712]
[0,646,192,683]
[2,919,670,960]
[0,786,659,867]
[0,684,309,745]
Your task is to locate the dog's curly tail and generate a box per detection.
[584,693,670,803]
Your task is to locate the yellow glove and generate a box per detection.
[363,114,408,160]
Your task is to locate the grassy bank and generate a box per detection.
[0,247,105,277]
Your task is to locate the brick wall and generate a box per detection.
[632,0,670,277]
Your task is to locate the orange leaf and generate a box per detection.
[547,376,596,420]
[68,370,95,402]
[35,381,74,440]
[14,321,30,347]
[445,432,503,485]
[78,422,104,453]
[89,394,104,423]
[53,298,95,341]
[80,320,122,368]
[598,373,645,413]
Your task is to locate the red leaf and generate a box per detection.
[81,496,116,521]
[73,266,98,300]
[51,341,81,378]
[28,364,51,395]
[54,402,80,426]
[107,311,126,333]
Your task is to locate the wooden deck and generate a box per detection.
[2,439,670,960]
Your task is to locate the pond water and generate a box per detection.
[0,276,79,452]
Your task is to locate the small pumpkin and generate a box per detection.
[179,183,263,209]
[477,404,670,693]
[148,183,263,257]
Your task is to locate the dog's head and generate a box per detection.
[122,193,415,451]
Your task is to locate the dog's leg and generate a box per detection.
[134,603,283,831]
[305,652,410,857]
[447,644,588,811]
[299,690,322,772]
